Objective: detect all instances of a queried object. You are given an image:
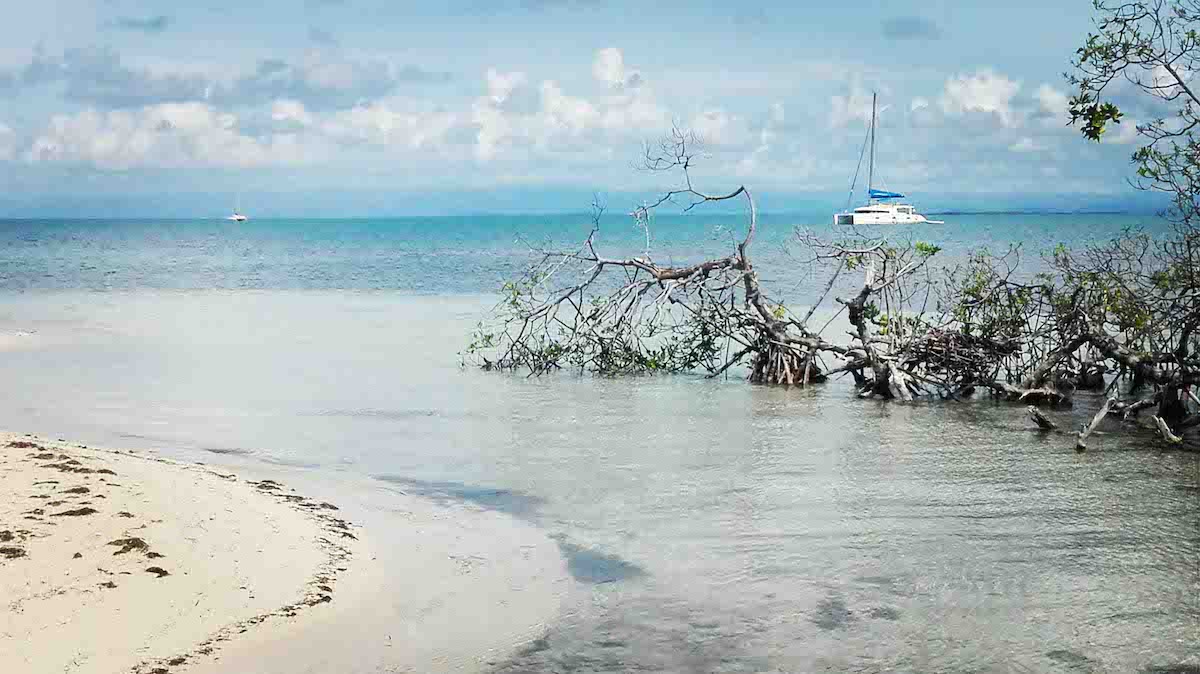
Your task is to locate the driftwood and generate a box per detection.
[1153,416,1184,445]
[1075,397,1115,452]
[887,362,915,402]
[989,382,1071,407]
[1114,395,1159,421]
[1027,406,1058,431]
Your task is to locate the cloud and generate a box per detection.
[0,122,16,161]
[22,46,209,108]
[592,47,643,90]
[24,103,304,169]
[7,46,1130,196]
[829,83,882,129]
[940,69,1021,127]
[222,52,451,109]
[881,16,943,40]
[271,100,314,127]
[111,15,171,33]
[690,108,755,148]
[735,103,784,176]
[1106,117,1142,144]
[14,48,672,171]
[322,102,460,152]
[7,46,450,111]
[1033,83,1068,123]
[471,50,666,161]
[225,55,393,109]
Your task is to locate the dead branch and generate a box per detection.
[1028,406,1059,431]
[1076,397,1115,452]
[1154,415,1185,445]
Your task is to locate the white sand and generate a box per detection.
[0,330,37,351]
[0,433,568,674]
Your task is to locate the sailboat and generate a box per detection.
[833,93,942,226]
[227,192,248,221]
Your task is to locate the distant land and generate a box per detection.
[0,188,1172,219]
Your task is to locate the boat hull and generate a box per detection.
[833,212,930,226]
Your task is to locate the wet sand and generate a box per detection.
[0,432,569,674]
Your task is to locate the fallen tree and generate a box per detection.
[464,128,846,385]
[462,126,1197,450]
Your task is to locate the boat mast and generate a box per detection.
[867,92,876,200]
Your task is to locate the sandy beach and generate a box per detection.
[0,432,569,674]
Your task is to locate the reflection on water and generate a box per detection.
[549,536,647,585]
[375,475,545,521]
[1,291,1197,673]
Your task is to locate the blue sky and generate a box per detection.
[0,1,1165,215]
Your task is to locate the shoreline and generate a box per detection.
[1,432,569,674]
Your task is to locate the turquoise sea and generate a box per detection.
[1,212,1197,673]
[0,212,1173,293]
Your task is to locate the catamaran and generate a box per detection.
[833,93,942,226]
[227,192,248,221]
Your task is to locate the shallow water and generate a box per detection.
[2,289,1197,673]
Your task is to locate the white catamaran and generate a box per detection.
[833,93,942,226]
[227,192,248,222]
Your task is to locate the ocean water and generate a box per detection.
[1,213,1197,673]
[0,212,1172,294]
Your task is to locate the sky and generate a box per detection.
[0,1,1171,215]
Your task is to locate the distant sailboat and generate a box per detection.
[227,192,248,221]
[833,93,942,226]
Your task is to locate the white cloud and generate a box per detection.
[1147,64,1192,100]
[323,102,458,150]
[0,121,15,160]
[1035,84,1068,120]
[829,84,876,129]
[736,103,784,176]
[6,49,1140,197]
[470,52,666,162]
[593,47,624,86]
[24,104,299,169]
[940,69,1021,127]
[485,68,528,103]
[540,81,599,133]
[272,99,313,126]
[1107,117,1142,144]
[691,108,738,145]
[592,47,643,90]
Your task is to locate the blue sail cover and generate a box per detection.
[869,189,905,200]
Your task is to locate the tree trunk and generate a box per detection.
[1157,386,1188,430]
[748,334,824,385]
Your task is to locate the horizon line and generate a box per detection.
[0,209,1167,221]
